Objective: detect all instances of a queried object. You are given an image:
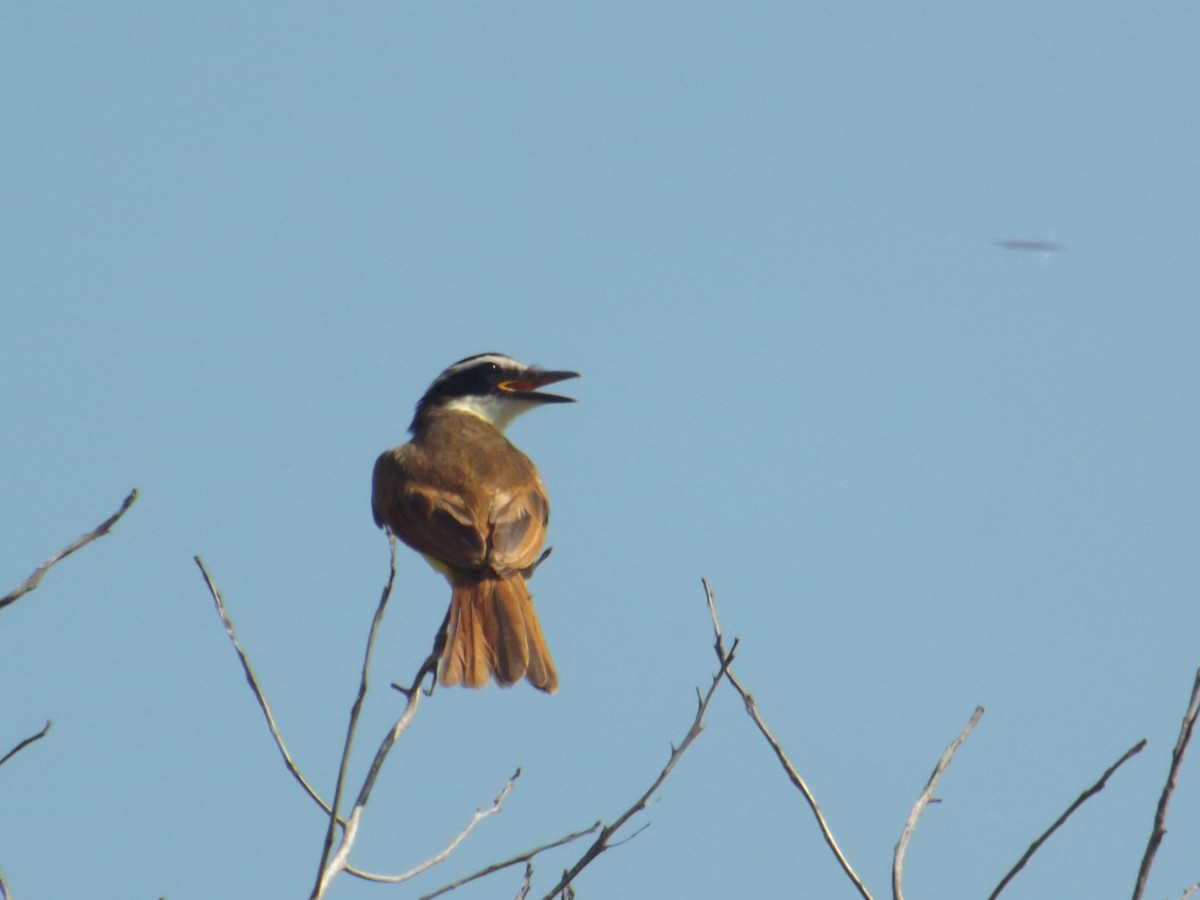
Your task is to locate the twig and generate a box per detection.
[421,820,601,899]
[515,862,534,900]
[313,661,422,896]
[194,556,338,820]
[540,634,736,899]
[702,579,873,900]
[893,706,984,900]
[311,536,404,899]
[0,721,52,769]
[1,490,134,900]
[1181,880,1200,899]
[2,489,138,610]
[1132,666,1200,900]
[347,770,520,885]
[988,738,1146,899]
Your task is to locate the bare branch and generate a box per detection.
[2,489,138,610]
[0,721,52,769]
[0,727,49,900]
[1,490,134,900]
[703,579,874,900]
[540,631,735,898]
[1132,666,1200,900]
[311,535,401,899]
[1181,880,1200,900]
[988,738,1146,899]
[194,556,338,820]
[420,821,601,899]
[893,706,984,900]
[313,662,423,897]
[514,862,534,900]
[347,770,520,885]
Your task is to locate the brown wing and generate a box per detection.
[372,448,488,571]
[487,481,549,577]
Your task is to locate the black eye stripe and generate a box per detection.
[424,358,514,404]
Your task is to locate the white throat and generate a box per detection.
[443,393,536,432]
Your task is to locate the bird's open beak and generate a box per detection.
[499,369,579,404]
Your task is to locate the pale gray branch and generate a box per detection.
[311,535,401,899]
[195,556,338,821]
[514,862,534,900]
[893,706,984,900]
[2,488,138,610]
[703,578,874,900]
[420,821,600,900]
[540,633,735,899]
[1132,666,1200,900]
[348,771,520,885]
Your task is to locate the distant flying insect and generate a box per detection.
[993,238,1063,253]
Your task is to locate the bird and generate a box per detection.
[371,353,578,693]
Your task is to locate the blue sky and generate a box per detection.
[3,4,1198,898]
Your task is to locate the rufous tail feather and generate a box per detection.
[439,576,558,693]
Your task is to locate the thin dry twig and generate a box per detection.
[347,770,521,885]
[0,721,52,769]
[702,579,874,900]
[195,556,338,820]
[202,533,507,895]
[988,738,1146,899]
[1,491,134,900]
[1132,666,1200,900]
[514,862,534,900]
[540,634,736,899]
[893,706,985,900]
[2,488,138,610]
[312,661,423,897]
[420,820,601,900]
[1181,880,1200,899]
[311,536,401,899]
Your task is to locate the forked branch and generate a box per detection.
[420,820,601,899]
[202,537,522,896]
[703,579,874,900]
[348,770,521,885]
[540,628,736,898]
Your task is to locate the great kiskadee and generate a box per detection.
[371,353,578,693]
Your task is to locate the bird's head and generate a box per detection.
[412,353,579,433]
